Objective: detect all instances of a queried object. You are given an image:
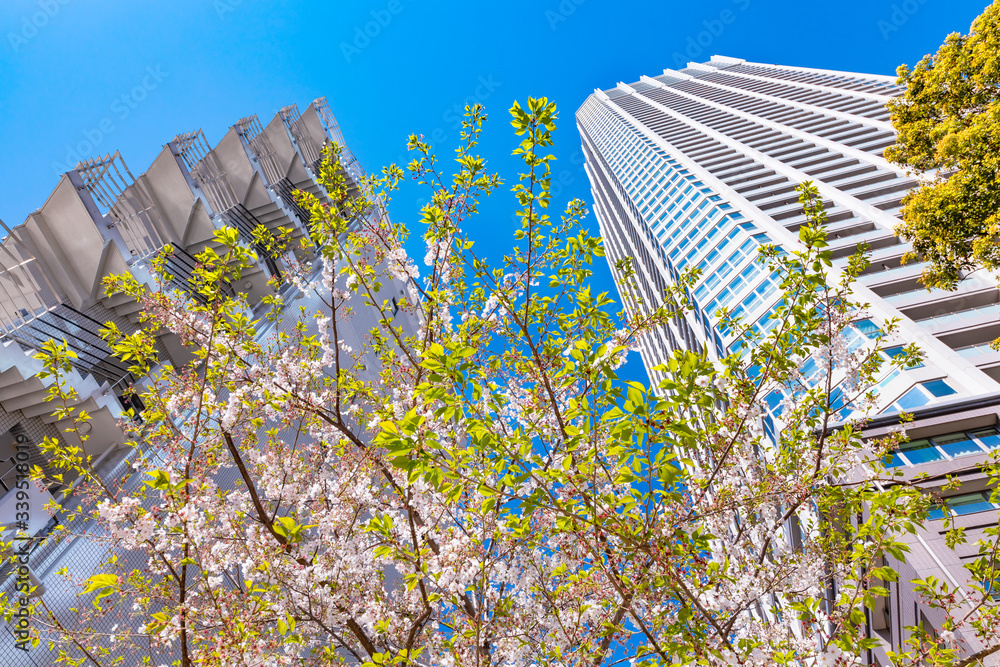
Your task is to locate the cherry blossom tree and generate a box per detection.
[5,98,999,667]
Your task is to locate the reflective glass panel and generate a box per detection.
[932,432,983,459]
[972,428,1000,450]
[946,492,995,516]
[897,438,943,465]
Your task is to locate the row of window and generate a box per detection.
[581,102,718,372]
[759,320,962,433]
[708,262,777,317]
[917,302,1000,329]
[585,92,801,362]
[585,94,771,302]
[586,105,709,260]
[667,202,736,263]
[928,491,999,520]
[644,178,705,224]
[581,97,744,359]
[658,197,712,242]
[695,233,767,302]
[886,427,1000,468]
[676,217,750,271]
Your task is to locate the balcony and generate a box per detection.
[0,231,60,335]
[279,104,321,166]
[313,96,366,186]
[76,152,167,262]
[174,129,295,276]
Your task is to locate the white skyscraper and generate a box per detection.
[578,56,1000,664]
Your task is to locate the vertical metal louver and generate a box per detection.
[76,152,166,261]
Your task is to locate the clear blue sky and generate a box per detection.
[0,0,989,380]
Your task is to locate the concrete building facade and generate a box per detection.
[577,56,1000,664]
[0,97,405,665]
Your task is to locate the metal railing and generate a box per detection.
[236,115,284,187]
[76,153,166,261]
[0,222,137,396]
[313,97,347,147]
[219,205,282,278]
[313,97,365,181]
[280,104,322,166]
[0,228,61,334]
[270,177,312,227]
[174,129,210,172]
[173,130,240,215]
[173,132,283,278]
[6,303,134,389]
[161,243,236,301]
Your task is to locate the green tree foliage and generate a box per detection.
[2,100,999,666]
[887,0,1000,289]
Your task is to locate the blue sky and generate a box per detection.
[0,0,989,381]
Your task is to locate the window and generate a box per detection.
[679,216,750,271]
[853,319,881,339]
[695,238,760,301]
[928,491,999,520]
[971,427,1000,450]
[707,264,768,317]
[983,569,1000,601]
[924,379,956,397]
[717,276,782,337]
[885,426,1000,468]
[883,380,957,415]
[882,345,923,369]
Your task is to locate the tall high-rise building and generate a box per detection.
[577,56,1000,664]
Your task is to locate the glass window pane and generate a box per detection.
[932,433,984,458]
[896,442,944,465]
[947,492,989,505]
[929,492,993,519]
[854,319,882,339]
[985,577,1000,601]
[883,452,906,468]
[972,428,1000,450]
[946,492,995,516]
[899,438,932,452]
[954,501,997,515]
[894,387,931,412]
[884,345,924,368]
[924,379,957,398]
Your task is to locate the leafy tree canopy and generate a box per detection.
[2,98,998,667]
[887,0,1000,289]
